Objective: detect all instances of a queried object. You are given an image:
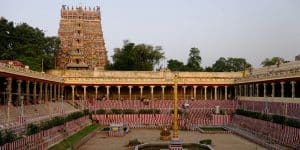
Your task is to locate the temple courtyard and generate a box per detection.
[78,129,266,150]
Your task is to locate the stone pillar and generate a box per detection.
[244,84,247,97]
[291,81,296,98]
[26,80,30,104]
[39,82,43,103]
[214,86,218,100]
[5,77,12,123]
[150,86,155,101]
[6,77,12,104]
[280,82,285,98]
[204,86,208,100]
[239,85,242,97]
[33,82,37,104]
[263,83,266,97]
[53,84,57,101]
[183,86,187,100]
[128,86,132,100]
[45,83,48,102]
[61,85,64,98]
[106,86,110,100]
[200,87,203,99]
[83,86,87,101]
[161,86,165,100]
[210,87,213,100]
[256,84,259,97]
[17,80,22,105]
[49,84,53,102]
[94,86,99,100]
[57,84,61,100]
[71,85,75,105]
[225,86,228,100]
[117,86,121,100]
[271,83,275,97]
[193,86,197,100]
[139,86,144,99]
[249,84,253,97]
[234,86,237,98]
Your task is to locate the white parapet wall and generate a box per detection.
[238,96,300,103]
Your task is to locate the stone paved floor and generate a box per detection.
[78,129,266,150]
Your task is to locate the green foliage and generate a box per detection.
[138,109,160,114]
[96,109,106,114]
[65,111,85,122]
[108,40,164,71]
[219,109,225,115]
[200,127,227,132]
[286,118,300,128]
[102,127,110,131]
[167,47,203,71]
[261,57,285,67]
[123,109,135,114]
[199,139,212,145]
[211,57,251,72]
[260,113,272,121]
[272,114,286,124]
[236,109,300,128]
[83,109,90,116]
[40,110,88,131]
[26,123,40,135]
[167,59,186,71]
[4,130,16,144]
[46,117,65,129]
[111,109,123,114]
[0,131,3,145]
[170,109,182,115]
[186,47,203,71]
[49,124,99,150]
[0,130,17,145]
[1,111,88,145]
[128,138,142,146]
[0,17,59,71]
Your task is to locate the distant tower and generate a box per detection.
[56,5,107,70]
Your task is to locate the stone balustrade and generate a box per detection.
[238,96,300,103]
[236,61,300,83]
[47,69,243,85]
[0,62,63,83]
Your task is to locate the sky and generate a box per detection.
[1,0,300,68]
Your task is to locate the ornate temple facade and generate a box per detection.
[56,5,107,70]
[0,5,299,105]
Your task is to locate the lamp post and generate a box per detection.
[169,73,183,150]
[172,73,179,139]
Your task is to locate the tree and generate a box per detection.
[211,57,251,72]
[261,57,285,67]
[108,41,165,71]
[211,57,228,72]
[4,130,16,143]
[185,47,203,71]
[167,59,186,71]
[0,17,59,71]
[26,123,40,135]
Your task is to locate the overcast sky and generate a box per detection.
[1,0,300,68]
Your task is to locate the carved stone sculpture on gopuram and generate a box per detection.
[56,5,107,70]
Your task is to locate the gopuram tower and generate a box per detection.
[56,5,107,70]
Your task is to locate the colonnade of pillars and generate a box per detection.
[3,77,64,106]
[235,81,297,98]
[70,85,232,102]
